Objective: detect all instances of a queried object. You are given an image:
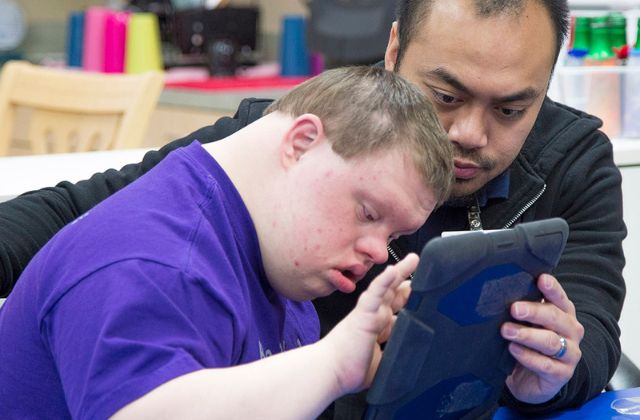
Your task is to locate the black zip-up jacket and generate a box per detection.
[315,96,627,416]
[0,96,626,416]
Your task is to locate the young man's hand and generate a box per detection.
[322,253,417,396]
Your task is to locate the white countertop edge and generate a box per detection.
[612,138,640,167]
[0,139,639,203]
[0,148,152,203]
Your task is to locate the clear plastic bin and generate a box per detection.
[548,65,640,139]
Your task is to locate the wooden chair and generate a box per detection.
[0,61,164,156]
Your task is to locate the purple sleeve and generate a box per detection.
[41,259,239,419]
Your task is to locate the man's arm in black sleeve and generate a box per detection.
[0,98,273,296]
[500,131,626,414]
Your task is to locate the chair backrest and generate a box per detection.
[0,61,164,156]
[307,0,395,66]
[606,351,640,391]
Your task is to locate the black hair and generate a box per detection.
[394,0,569,70]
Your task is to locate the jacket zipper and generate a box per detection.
[387,243,414,280]
[467,195,483,231]
[501,184,546,229]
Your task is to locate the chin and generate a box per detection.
[309,284,336,299]
[291,281,333,301]
[451,180,482,199]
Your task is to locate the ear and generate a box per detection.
[280,113,325,169]
[384,21,400,71]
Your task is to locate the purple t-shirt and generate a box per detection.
[0,141,319,419]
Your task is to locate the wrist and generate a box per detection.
[319,325,368,396]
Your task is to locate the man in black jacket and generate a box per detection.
[0,0,625,417]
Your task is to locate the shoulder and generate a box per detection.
[160,98,275,152]
[198,98,273,143]
[234,98,274,123]
[521,97,613,176]
[38,155,210,282]
[532,97,607,150]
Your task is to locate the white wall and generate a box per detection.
[619,166,640,366]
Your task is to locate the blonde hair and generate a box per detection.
[265,66,453,204]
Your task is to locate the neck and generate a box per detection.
[205,113,289,191]
[202,112,292,244]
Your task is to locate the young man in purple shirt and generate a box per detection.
[0,66,453,419]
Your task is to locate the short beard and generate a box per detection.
[454,147,495,173]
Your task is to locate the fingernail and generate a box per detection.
[544,275,553,289]
[510,343,523,355]
[515,303,528,318]
[503,325,518,339]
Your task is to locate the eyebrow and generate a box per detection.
[426,67,541,103]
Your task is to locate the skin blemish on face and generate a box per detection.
[294,260,300,267]
[317,228,323,234]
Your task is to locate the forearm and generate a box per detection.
[0,188,80,296]
[111,340,341,420]
[504,140,626,413]
[558,153,626,402]
[110,256,417,420]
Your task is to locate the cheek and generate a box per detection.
[494,142,522,167]
[284,201,335,253]
[287,225,346,272]
[286,170,359,256]
[291,210,357,263]
[490,122,531,166]
[432,108,452,131]
[512,128,530,154]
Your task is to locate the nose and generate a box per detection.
[447,105,489,150]
[355,234,390,265]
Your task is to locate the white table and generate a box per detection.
[0,148,152,203]
[612,138,640,167]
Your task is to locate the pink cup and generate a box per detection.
[104,11,129,73]
[82,6,109,72]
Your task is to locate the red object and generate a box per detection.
[614,45,630,60]
[165,76,310,92]
[568,15,576,50]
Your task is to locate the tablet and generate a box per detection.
[365,218,569,420]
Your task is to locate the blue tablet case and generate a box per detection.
[365,218,569,420]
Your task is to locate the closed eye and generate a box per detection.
[362,205,377,222]
[431,89,463,106]
[358,204,380,223]
[495,106,526,120]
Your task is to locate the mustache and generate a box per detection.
[453,145,496,171]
